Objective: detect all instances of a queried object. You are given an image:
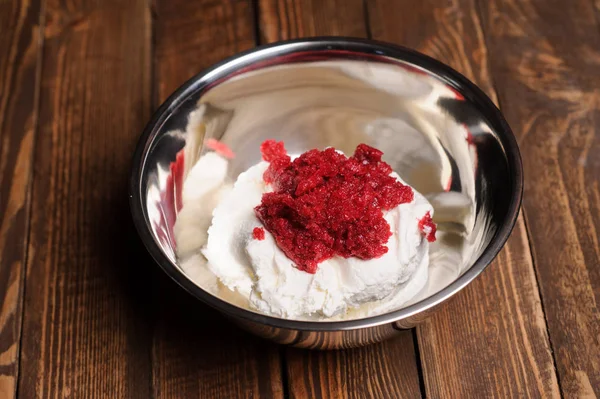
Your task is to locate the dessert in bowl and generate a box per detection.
[130,38,522,349]
[177,139,436,321]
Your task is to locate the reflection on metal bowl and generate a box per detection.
[130,37,522,349]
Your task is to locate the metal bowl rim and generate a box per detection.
[129,36,523,332]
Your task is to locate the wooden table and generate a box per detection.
[1,0,598,397]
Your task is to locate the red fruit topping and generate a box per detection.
[252,227,265,241]
[254,140,414,274]
[260,139,291,184]
[206,138,235,159]
[418,211,437,242]
[260,139,288,162]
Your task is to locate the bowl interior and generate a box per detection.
[131,39,521,327]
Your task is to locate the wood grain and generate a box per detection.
[151,285,283,399]
[0,0,44,398]
[257,0,366,41]
[259,1,422,397]
[17,0,155,397]
[419,215,560,397]
[152,1,283,398]
[368,0,561,396]
[154,0,256,102]
[285,338,422,399]
[479,0,600,396]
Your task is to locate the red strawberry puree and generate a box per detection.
[418,212,437,242]
[254,140,435,274]
[252,227,265,240]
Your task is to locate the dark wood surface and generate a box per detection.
[0,0,598,398]
[0,1,43,397]
[479,0,600,396]
[17,0,154,397]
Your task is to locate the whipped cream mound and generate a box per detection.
[197,155,434,319]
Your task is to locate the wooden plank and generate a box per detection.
[285,341,422,398]
[155,0,256,102]
[17,0,155,397]
[257,0,366,41]
[150,284,283,399]
[367,0,561,397]
[259,1,423,398]
[478,0,600,396]
[0,0,44,398]
[418,215,560,397]
[152,1,283,398]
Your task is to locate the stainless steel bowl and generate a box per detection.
[129,37,523,349]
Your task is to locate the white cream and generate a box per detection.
[192,154,434,319]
